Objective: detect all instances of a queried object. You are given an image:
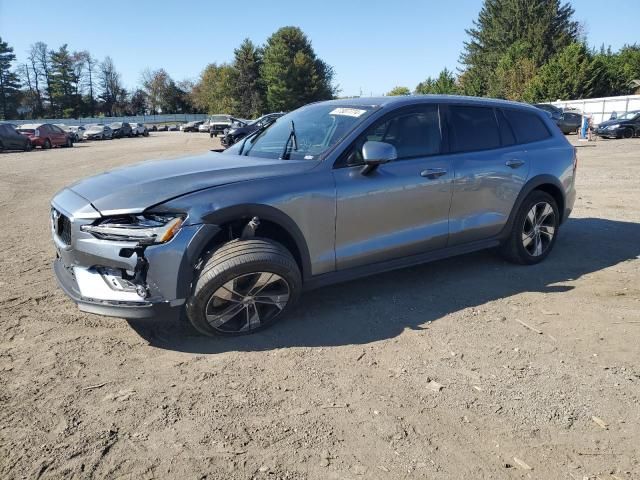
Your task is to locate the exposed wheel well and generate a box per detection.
[196,218,306,279]
[534,183,565,222]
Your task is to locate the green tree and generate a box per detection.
[233,38,264,118]
[524,42,602,102]
[261,26,334,111]
[460,0,579,96]
[415,68,459,95]
[0,37,21,119]
[50,44,78,117]
[386,86,411,96]
[192,63,238,114]
[490,41,538,100]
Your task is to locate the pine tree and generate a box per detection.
[523,43,601,102]
[50,44,77,117]
[386,86,411,96]
[0,37,21,119]
[233,39,264,118]
[460,0,579,96]
[261,27,334,112]
[415,69,459,95]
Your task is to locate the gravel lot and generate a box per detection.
[1,132,639,479]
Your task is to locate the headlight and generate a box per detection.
[227,129,237,135]
[606,124,620,130]
[81,214,184,245]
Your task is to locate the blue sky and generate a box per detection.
[1,0,638,96]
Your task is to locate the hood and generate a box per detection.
[597,118,626,127]
[66,151,318,216]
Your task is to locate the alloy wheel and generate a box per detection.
[522,202,556,257]
[205,272,291,333]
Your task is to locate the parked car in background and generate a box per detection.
[208,115,235,137]
[51,96,576,337]
[145,124,158,132]
[0,123,33,151]
[180,121,204,132]
[595,110,640,139]
[131,123,149,137]
[533,104,581,134]
[55,124,85,142]
[83,124,113,140]
[156,124,168,132]
[18,123,73,149]
[198,121,211,133]
[221,113,285,147]
[110,122,133,138]
[68,126,86,141]
[168,124,179,131]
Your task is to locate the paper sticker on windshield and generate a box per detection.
[304,155,314,160]
[330,108,367,118]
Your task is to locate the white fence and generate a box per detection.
[550,95,640,125]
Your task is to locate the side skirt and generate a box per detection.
[303,238,501,291]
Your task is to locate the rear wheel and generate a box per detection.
[43,139,51,149]
[500,191,559,265]
[65,138,72,148]
[24,142,32,151]
[186,239,302,336]
[622,128,633,139]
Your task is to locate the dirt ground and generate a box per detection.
[1,132,639,480]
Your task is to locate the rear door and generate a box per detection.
[444,104,532,246]
[333,104,453,270]
[50,125,67,145]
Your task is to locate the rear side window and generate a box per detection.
[448,106,500,153]
[502,109,551,144]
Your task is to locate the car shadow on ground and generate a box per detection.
[128,217,640,354]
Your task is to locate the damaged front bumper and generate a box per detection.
[51,188,219,320]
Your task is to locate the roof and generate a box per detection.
[320,94,538,112]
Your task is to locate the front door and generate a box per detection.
[333,104,453,271]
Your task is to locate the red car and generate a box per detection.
[17,123,73,149]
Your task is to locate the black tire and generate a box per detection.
[43,139,51,149]
[65,138,72,148]
[0,140,4,152]
[622,128,633,139]
[186,238,302,337]
[24,141,32,152]
[500,190,560,265]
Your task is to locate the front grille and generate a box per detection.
[52,209,72,245]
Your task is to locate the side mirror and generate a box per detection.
[360,141,397,175]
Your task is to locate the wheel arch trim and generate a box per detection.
[200,203,312,281]
[502,175,567,238]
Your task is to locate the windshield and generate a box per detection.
[615,111,639,121]
[227,104,377,160]
[110,122,122,128]
[210,116,229,122]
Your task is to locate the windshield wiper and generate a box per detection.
[280,121,298,160]
[237,118,277,156]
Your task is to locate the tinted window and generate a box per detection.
[502,109,551,144]
[341,105,441,166]
[448,106,500,153]
[496,109,516,146]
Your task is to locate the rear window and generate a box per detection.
[502,109,551,144]
[17,128,35,134]
[448,106,501,153]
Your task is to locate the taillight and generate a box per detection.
[35,129,40,137]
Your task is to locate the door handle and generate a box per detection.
[420,168,447,179]
[505,159,525,168]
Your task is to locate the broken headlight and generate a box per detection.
[81,213,184,245]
